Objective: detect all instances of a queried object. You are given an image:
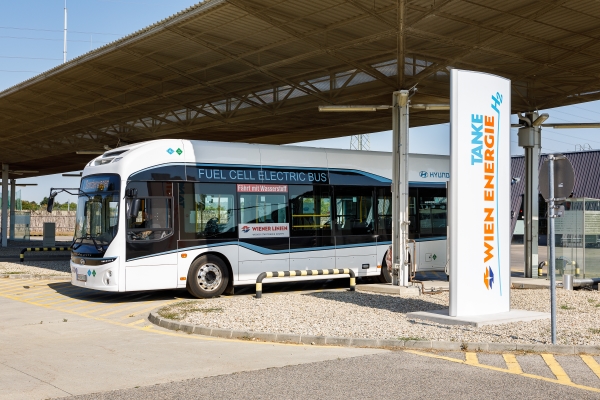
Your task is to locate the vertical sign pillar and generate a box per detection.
[392,91,410,286]
[449,70,511,316]
[1,164,8,247]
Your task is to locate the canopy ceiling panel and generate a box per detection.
[1,0,600,177]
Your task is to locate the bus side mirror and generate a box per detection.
[47,192,57,213]
[128,198,141,219]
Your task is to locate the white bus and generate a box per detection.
[64,139,449,298]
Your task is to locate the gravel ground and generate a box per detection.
[0,260,70,276]
[169,289,600,346]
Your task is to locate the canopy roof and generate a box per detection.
[2,0,600,177]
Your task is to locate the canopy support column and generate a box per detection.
[10,179,15,240]
[392,90,410,286]
[2,164,8,247]
[518,112,542,278]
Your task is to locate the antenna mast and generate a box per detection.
[63,0,67,63]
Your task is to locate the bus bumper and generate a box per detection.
[70,259,119,291]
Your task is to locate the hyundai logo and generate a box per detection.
[419,171,428,178]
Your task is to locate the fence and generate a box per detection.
[1,210,76,237]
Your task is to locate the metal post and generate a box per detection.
[548,155,557,345]
[1,164,8,247]
[519,114,541,278]
[10,179,15,240]
[63,0,68,63]
[391,90,409,286]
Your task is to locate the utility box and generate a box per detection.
[43,222,56,247]
[552,198,600,279]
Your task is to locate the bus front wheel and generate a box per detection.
[187,255,229,298]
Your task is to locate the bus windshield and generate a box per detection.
[73,175,120,252]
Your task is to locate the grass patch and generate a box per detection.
[589,328,600,335]
[157,301,223,321]
[560,305,575,310]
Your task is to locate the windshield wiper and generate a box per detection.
[71,234,103,252]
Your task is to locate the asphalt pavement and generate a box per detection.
[64,351,600,400]
[3,275,600,399]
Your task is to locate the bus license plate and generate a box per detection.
[76,274,87,282]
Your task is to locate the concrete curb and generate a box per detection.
[147,311,600,355]
[0,274,70,280]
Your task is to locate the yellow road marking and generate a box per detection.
[0,288,345,349]
[405,350,599,393]
[98,300,154,317]
[542,354,572,383]
[118,302,170,320]
[1,284,50,295]
[503,354,523,373]
[581,355,600,380]
[465,352,479,364]
[44,297,90,307]
[25,286,85,301]
[127,319,147,326]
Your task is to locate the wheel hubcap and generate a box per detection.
[197,263,222,291]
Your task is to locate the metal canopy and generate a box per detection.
[2,0,600,178]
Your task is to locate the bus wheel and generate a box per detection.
[376,253,392,284]
[187,255,229,298]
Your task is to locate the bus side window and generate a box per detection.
[179,183,237,239]
[334,186,374,235]
[376,187,392,236]
[417,187,447,238]
[239,193,288,224]
[289,185,331,236]
[126,197,173,241]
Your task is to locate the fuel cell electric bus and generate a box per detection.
[65,139,448,298]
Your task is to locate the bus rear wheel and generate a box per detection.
[187,255,229,299]
[376,252,392,284]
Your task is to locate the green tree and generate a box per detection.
[21,200,38,211]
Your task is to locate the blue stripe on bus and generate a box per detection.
[127,240,394,261]
[127,162,392,182]
[414,237,446,242]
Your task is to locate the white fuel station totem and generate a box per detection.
[449,69,511,317]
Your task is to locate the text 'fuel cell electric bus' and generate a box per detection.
[65,139,449,298]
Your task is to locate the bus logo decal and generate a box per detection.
[419,171,428,178]
[483,266,494,290]
[241,225,250,233]
[166,148,183,155]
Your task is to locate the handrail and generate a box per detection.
[20,247,71,262]
[255,268,356,298]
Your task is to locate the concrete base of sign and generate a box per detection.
[356,284,421,297]
[406,309,550,327]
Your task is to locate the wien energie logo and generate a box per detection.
[483,266,494,290]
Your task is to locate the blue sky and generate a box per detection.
[2,1,600,204]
